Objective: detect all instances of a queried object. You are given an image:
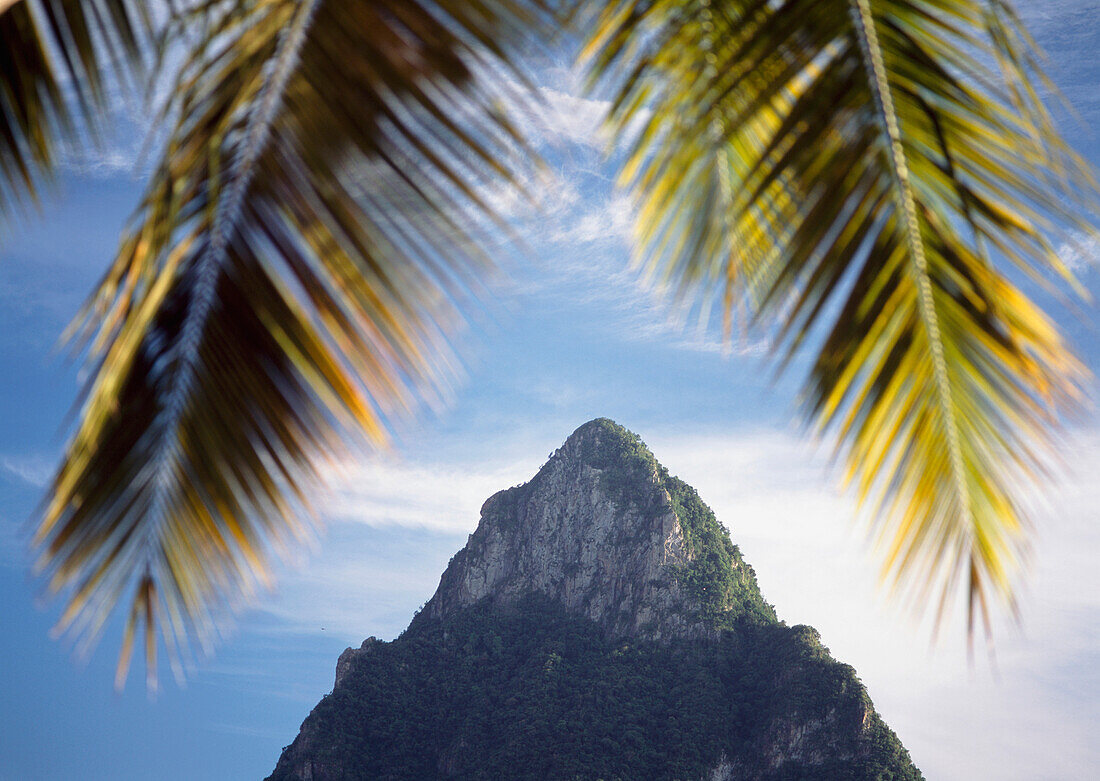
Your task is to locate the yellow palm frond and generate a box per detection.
[584,0,1094,638]
[35,0,549,688]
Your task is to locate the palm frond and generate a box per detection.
[0,0,150,214]
[35,0,549,688]
[584,0,1094,638]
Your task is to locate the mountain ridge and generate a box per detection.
[269,418,923,780]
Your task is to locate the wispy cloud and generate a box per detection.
[323,453,543,534]
[548,190,635,246]
[525,86,613,151]
[478,163,583,226]
[0,453,52,488]
[504,56,648,155]
[203,721,289,740]
[486,77,772,360]
[255,525,469,643]
[613,292,774,358]
[59,137,146,180]
[1058,230,1100,274]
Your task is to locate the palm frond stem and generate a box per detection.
[131,0,319,688]
[154,0,318,452]
[697,0,742,342]
[846,0,981,632]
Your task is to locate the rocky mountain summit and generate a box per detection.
[269,419,922,780]
[416,418,776,644]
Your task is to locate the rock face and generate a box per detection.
[269,419,923,781]
[419,418,774,642]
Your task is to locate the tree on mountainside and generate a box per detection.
[2,0,1094,686]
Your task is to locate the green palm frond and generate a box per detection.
[584,0,1093,638]
[35,0,548,688]
[0,0,150,214]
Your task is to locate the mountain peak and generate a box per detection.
[415,418,775,641]
[558,417,649,459]
[269,420,923,781]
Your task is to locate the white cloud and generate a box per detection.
[503,60,649,155]
[529,86,613,150]
[479,163,583,225]
[0,453,52,488]
[257,540,453,642]
[484,93,770,360]
[549,191,635,246]
[618,296,774,357]
[203,721,288,740]
[59,137,145,179]
[322,454,542,534]
[1057,230,1100,274]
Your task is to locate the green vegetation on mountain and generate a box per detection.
[269,595,919,781]
[662,473,776,629]
[572,419,778,628]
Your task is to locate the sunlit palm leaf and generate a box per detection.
[0,0,149,214]
[35,0,548,688]
[584,0,1093,638]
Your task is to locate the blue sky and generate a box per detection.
[2,4,1100,779]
